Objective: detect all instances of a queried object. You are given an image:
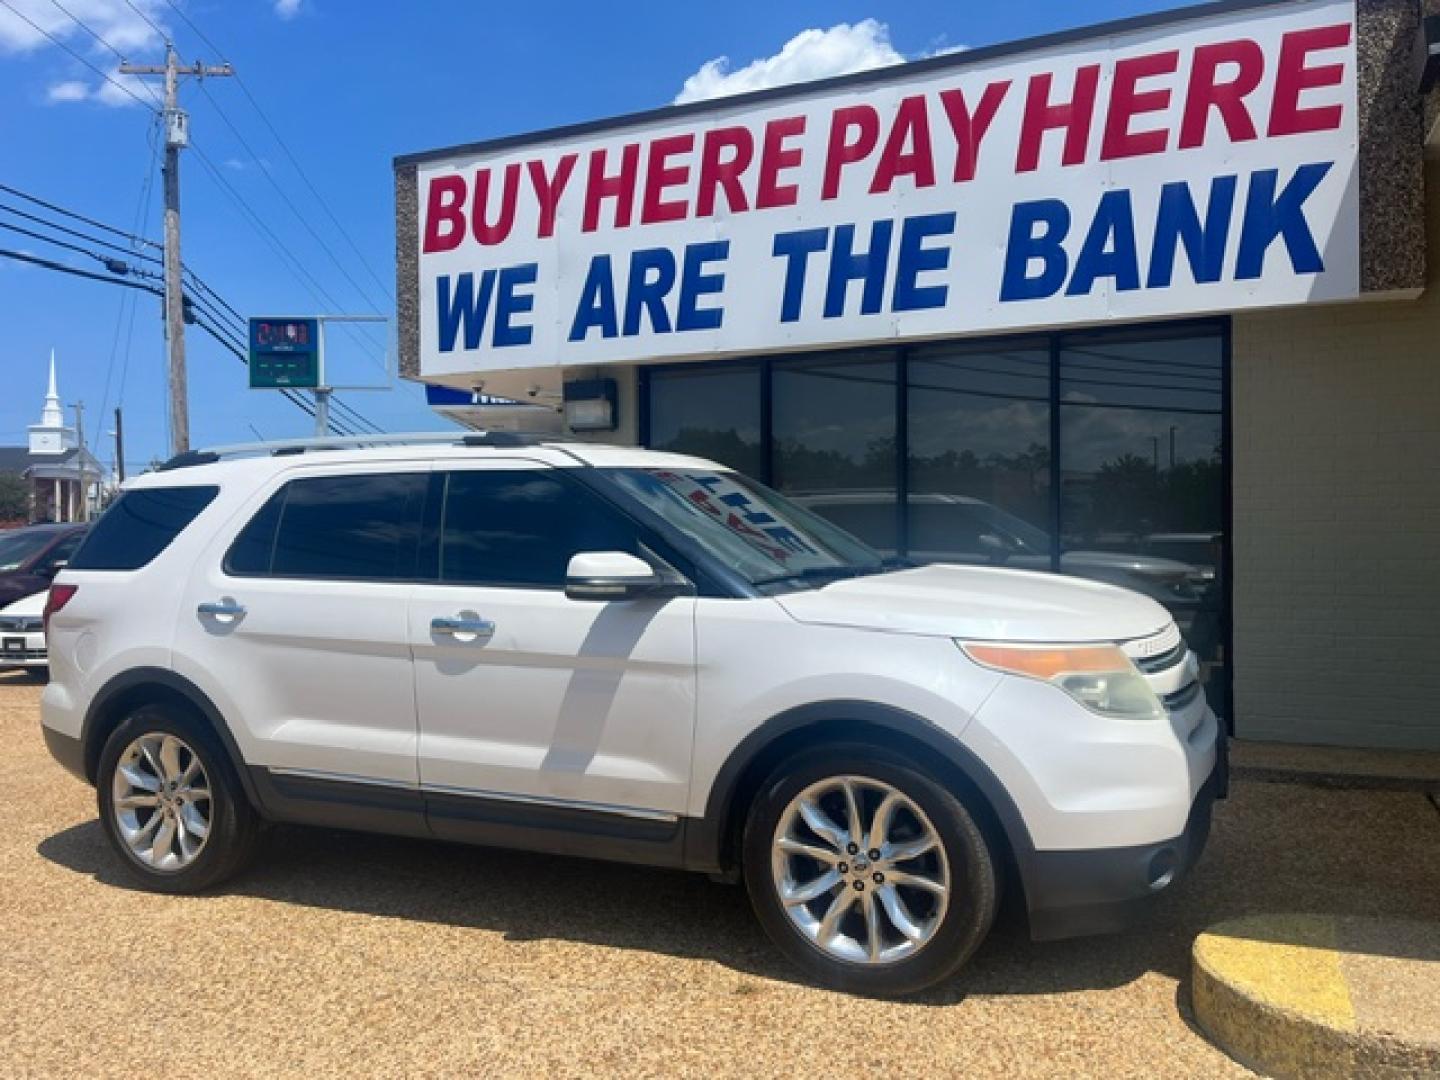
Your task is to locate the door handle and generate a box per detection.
[198,600,246,618]
[431,615,496,637]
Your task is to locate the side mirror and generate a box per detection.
[565,551,684,602]
[977,533,1013,565]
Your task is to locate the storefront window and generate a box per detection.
[771,352,898,554]
[1058,329,1226,706]
[907,341,1051,566]
[646,364,763,478]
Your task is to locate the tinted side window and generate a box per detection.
[440,471,639,588]
[229,473,426,581]
[69,487,219,571]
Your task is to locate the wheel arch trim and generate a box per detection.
[81,666,261,807]
[687,699,1037,875]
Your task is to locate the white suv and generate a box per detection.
[40,434,1222,996]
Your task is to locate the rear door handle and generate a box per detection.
[198,600,246,618]
[431,615,495,637]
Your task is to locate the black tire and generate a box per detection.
[742,742,998,997]
[96,703,261,893]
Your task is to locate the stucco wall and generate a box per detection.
[1231,158,1440,750]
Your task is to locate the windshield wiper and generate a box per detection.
[752,564,887,588]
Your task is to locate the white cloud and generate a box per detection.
[46,79,89,103]
[274,0,302,20]
[2,1,166,107]
[674,19,903,105]
[0,0,166,55]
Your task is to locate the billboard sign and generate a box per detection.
[409,0,1358,380]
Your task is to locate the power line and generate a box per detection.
[0,245,162,294]
[194,80,386,312]
[158,0,393,302]
[0,0,158,111]
[0,181,162,251]
[0,199,163,264]
[118,0,166,44]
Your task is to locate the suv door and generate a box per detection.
[409,462,697,846]
[172,465,427,786]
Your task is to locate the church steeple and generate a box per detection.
[29,350,77,457]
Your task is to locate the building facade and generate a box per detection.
[394,0,1440,751]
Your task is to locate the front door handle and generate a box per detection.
[198,599,246,619]
[431,615,496,637]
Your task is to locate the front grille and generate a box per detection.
[1135,642,1187,674]
[0,649,45,661]
[1162,681,1203,711]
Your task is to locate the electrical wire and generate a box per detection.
[0,200,163,264]
[0,0,158,111]
[0,182,162,251]
[0,245,162,293]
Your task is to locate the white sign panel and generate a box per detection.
[412,0,1358,379]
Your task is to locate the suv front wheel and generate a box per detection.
[96,704,261,892]
[742,744,998,996]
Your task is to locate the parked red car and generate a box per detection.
[0,524,88,607]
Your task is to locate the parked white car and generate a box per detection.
[0,589,47,672]
[40,434,1222,996]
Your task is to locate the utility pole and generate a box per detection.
[114,407,126,484]
[120,46,233,456]
[71,400,87,522]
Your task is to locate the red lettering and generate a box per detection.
[870,95,936,194]
[422,175,467,253]
[757,116,806,209]
[938,81,1009,182]
[822,106,878,200]
[1016,64,1100,172]
[696,126,753,217]
[582,144,640,233]
[640,133,694,225]
[470,164,521,246]
[527,154,577,239]
[1178,39,1263,149]
[1101,50,1178,160]
[1268,23,1351,137]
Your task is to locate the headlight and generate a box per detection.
[959,642,1164,721]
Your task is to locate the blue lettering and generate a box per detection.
[623,247,675,336]
[773,228,828,323]
[1148,176,1237,288]
[436,270,496,352]
[892,212,955,312]
[824,220,892,318]
[676,241,729,332]
[1000,200,1069,302]
[1066,189,1139,297]
[567,255,618,342]
[493,263,537,347]
[1235,162,1330,280]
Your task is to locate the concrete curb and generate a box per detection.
[1192,914,1440,1079]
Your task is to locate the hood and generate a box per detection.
[773,564,1172,643]
[0,588,46,616]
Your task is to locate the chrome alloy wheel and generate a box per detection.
[771,775,950,965]
[110,732,212,872]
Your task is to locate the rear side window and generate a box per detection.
[226,473,426,581]
[68,487,218,571]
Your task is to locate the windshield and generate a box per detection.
[608,468,886,587]
[0,530,53,573]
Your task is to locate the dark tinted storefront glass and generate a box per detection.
[647,364,763,478]
[907,342,1051,566]
[771,352,898,554]
[1058,329,1225,705]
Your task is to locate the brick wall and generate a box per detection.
[1231,164,1440,751]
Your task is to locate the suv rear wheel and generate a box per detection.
[742,744,998,996]
[96,704,261,892]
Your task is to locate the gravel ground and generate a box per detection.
[3,669,1438,1079]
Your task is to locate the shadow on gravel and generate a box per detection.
[36,781,1440,1004]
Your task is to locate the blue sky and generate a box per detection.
[1,0,1179,470]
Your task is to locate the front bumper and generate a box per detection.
[1022,756,1220,941]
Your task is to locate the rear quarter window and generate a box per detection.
[68,486,219,571]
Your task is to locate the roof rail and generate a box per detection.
[156,431,555,471]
